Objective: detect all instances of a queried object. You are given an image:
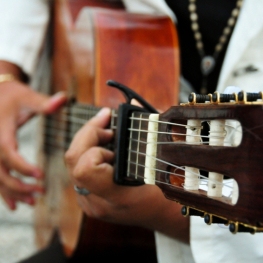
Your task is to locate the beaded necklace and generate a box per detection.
[188,0,243,93]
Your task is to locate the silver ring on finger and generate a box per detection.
[74,185,90,196]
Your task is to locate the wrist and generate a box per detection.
[0,60,28,83]
[0,73,18,84]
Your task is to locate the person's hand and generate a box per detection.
[0,79,67,210]
[65,108,189,242]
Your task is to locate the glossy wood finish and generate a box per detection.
[54,1,179,109]
[92,10,179,110]
[156,104,263,228]
[35,0,179,260]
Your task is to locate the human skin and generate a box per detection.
[65,108,190,243]
[0,60,67,210]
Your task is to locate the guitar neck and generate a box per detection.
[44,103,101,154]
[43,102,122,154]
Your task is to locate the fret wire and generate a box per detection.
[44,125,68,134]
[44,132,69,144]
[44,137,69,148]
[110,110,116,130]
[43,125,118,143]
[63,104,100,113]
[46,110,118,126]
[67,108,100,115]
[48,114,90,125]
[136,113,143,179]
[44,123,79,137]
[44,146,66,153]
[44,126,67,137]
[127,112,134,178]
[45,147,66,154]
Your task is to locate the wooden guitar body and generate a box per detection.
[35,0,179,260]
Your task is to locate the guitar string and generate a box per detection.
[42,145,232,198]
[43,124,232,148]
[127,149,232,190]
[127,171,234,200]
[42,140,233,196]
[43,133,237,195]
[43,110,241,186]
[43,115,239,148]
[47,106,241,134]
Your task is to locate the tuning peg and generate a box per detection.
[212,92,236,103]
[238,91,263,102]
[188,93,211,103]
[181,206,204,217]
[229,222,256,234]
[204,213,228,225]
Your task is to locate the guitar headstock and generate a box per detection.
[113,87,263,234]
[155,91,263,234]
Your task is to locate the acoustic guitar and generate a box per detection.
[113,88,263,234]
[34,0,179,261]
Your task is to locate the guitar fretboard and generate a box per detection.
[44,103,101,155]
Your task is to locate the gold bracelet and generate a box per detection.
[0,74,17,83]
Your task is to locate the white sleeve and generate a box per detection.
[154,232,195,263]
[122,0,176,21]
[190,216,263,263]
[0,0,50,77]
